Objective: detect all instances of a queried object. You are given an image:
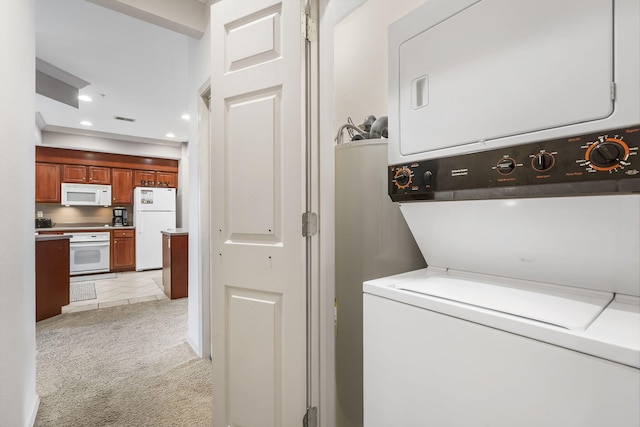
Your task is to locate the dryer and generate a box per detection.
[364,0,640,425]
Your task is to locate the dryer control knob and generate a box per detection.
[496,158,516,175]
[589,141,624,168]
[532,152,554,172]
[393,167,412,189]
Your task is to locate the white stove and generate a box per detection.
[364,0,640,425]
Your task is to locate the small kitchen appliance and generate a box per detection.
[112,207,128,226]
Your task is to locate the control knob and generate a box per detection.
[587,140,625,170]
[532,152,555,172]
[393,167,412,189]
[496,158,516,175]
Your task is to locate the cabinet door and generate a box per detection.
[88,166,111,184]
[133,170,157,187]
[35,163,61,203]
[111,230,135,271]
[112,168,133,204]
[156,172,177,188]
[62,164,87,183]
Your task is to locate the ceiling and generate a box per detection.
[35,0,194,145]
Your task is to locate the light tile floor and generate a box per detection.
[62,270,167,314]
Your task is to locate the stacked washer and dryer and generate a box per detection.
[363,0,640,426]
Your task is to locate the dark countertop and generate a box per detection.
[36,225,136,232]
[35,234,71,242]
[161,228,188,236]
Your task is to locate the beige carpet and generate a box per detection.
[35,299,212,427]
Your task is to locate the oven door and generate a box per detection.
[69,241,110,275]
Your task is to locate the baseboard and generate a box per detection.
[187,335,202,358]
[27,395,40,427]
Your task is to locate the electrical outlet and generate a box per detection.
[36,210,43,218]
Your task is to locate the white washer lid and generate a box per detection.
[399,274,613,330]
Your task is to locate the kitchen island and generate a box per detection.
[161,229,188,299]
[35,234,70,321]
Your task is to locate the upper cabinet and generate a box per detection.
[35,147,179,203]
[35,163,61,203]
[112,168,134,205]
[156,172,177,188]
[63,165,111,184]
[134,170,177,188]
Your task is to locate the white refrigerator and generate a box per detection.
[133,187,176,271]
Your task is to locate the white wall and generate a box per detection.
[185,21,211,358]
[0,1,39,426]
[333,0,427,135]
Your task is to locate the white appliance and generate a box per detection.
[61,183,112,207]
[134,187,176,271]
[64,232,110,275]
[364,0,640,426]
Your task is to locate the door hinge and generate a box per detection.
[303,406,318,427]
[611,81,616,101]
[302,212,318,237]
[301,12,316,42]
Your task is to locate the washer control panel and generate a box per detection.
[389,125,640,201]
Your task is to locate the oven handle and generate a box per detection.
[70,241,110,248]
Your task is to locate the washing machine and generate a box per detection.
[363,0,640,425]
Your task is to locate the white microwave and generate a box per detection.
[61,183,112,207]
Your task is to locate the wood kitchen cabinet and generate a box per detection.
[156,172,177,188]
[162,230,188,299]
[35,162,61,203]
[112,168,133,204]
[133,170,157,187]
[63,164,111,184]
[36,235,70,321]
[134,170,177,188]
[111,229,135,271]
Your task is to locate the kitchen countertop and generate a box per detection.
[35,234,71,241]
[161,228,188,236]
[36,224,135,232]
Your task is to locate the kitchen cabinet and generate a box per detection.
[134,170,177,188]
[112,168,133,204]
[111,229,135,271]
[161,230,188,299]
[156,172,177,188]
[63,164,111,184]
[35,235,70,321]
[133,170,157,187]
[35,162,61,203]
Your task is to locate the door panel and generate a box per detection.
[211,0,306,426]
[227,287,283,427]
[226,89,281,243]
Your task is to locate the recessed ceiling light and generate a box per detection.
[80,120,93,126]
[181,114,190,121]
[166,133,175,138]
[78,94,93,102]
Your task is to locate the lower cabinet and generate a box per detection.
[111,229,135,271]
[36,236,70,321]
[162,231,188,299]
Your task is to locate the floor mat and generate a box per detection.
[70,282,97,302]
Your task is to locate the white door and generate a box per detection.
[211,1,310,426]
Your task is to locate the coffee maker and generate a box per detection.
[112,207,128,226]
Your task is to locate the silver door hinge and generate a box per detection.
[611,81,616,101]
[302,212,318,237]
[301,13,316,42]
[303,406,318,427]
